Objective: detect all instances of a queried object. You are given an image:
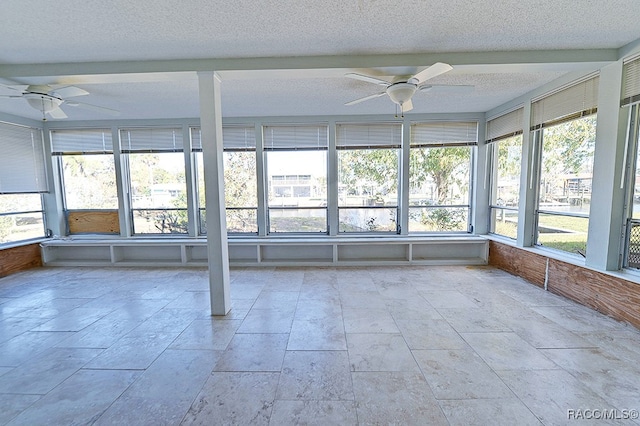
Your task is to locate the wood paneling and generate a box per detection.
[488,240,546,287]
[488,240,640,330]
[0,243,42,278]
[68,210,119,234]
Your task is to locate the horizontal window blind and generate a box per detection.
[622,55,640,107]
[486,108,524,143]
[51,128,113,155]
[531,75,599,130]
[336,123,401,149]
[411,121,478,147]
[263,125,328,150]
[191,126,256,151]
[0,121,48,193]
[120,128,183,153]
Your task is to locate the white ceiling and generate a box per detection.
[1,0,639,121]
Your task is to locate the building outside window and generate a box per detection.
[409,122,476,232]
[264,125,328,233]
[337,123,400,232]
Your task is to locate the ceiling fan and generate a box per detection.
[345,62,472,115]
[0,84,119,120]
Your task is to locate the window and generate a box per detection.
[409,122,476,232]
[51,129,118,210]
[532,75,598,255]
[337,123,400,232]
[487,108,524,239]
[264,125,328,233]
[121,128,187,235]
[193,126,258,234]
[0,121,47,244]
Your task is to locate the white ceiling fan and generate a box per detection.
[345,62,473,114]
[0,84,119,119]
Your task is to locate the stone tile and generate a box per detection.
[251,291,299,309]
[438,308,513,333]
[347,333,419,372]
[55,318,141,349]
[461,332,558,370]
[132,307,205,334]
[294,298,342,321]
[0,393,40,425]
[0,317,47,344]
[236,306,295,333]
[182,372,280,425]
[352,371,448,425]
[269,400,358,426]
[498,368,625,425]
[420,290,480,309]
[439,398,543,426]
[532,305,626,333]
[0,347,102,394]
[287,317,347,350]
[229,283,263,300]
[277,350,353,400]
[501,312,594,349]
[342,308,399,333]
[8,369,140,426]
[0,331,76,367]
[413,349,514,400]
[340,291,387,309]
[165,291,211,309]
[214,333,288,372]
[170,318,241,350]
[395,319,467,350]
[32,307,112,332]
[95,349,218,425]
[85,330,179,370]
[385,297,444,320]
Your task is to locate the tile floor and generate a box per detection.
[0,265,639,425]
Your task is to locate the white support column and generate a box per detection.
[327,120,339,236]
[41,125,65,237]
[585,60,627,270]
[517,102,537,247]
[399,118,410,235]
[112,126,132,237]
[472,119,489,234]
[198,71,231,316]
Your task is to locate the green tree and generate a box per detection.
[410,147,470,204]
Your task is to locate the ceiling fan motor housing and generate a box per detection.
[386,82,417,106]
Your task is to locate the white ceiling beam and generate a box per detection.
[0,49,618,78]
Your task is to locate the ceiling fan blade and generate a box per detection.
[0,83,28,93]
[419,84,474,94]
[402,99,413,112]
[345,73,390,86]
[345,92,387,106]
[47,107,68,119]
[65,100,120,116]
[408,62,453,85]
[53,86,89,98]
[0,94,24,98]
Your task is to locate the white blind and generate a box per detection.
[336,123,402,149]
[622,56,640,106]
[263,125,328,150]
[51,128,113,154]
[486,108,524,143]
[410,121,478,147]
[191,126,256,151]
[531,75,599,130]
[0,121,48,193]
[120,127,183,153]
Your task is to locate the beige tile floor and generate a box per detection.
[1,265,639,425]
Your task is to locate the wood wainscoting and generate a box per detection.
[488,240,640,330]
[67,210,120,234]
[0,243,42,278]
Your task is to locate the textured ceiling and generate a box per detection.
[0,1,639,120]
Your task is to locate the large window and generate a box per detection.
[51,129,118,210]
[337,123,400,232]
[409,122,476,232]
[623,57,640,268]
[0,122,47,244]
[532,76,599,255]
[193,126,258,234]
[264,125,328,233]
[487,109,524,239]
[121,128,187,235]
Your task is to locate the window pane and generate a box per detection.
[339,208,397,232]
[0,194,45,244]
[267,151,327,233]
[494,135,522,207]
[538,116,596,215]
[129,153,187,234]
[490,207,518,239]
[61,155,118,209]
[409,207,468,232]
[338,148,398,207]
[409,146,470,206]
[537,213,588,255]
[269,208,326,233]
